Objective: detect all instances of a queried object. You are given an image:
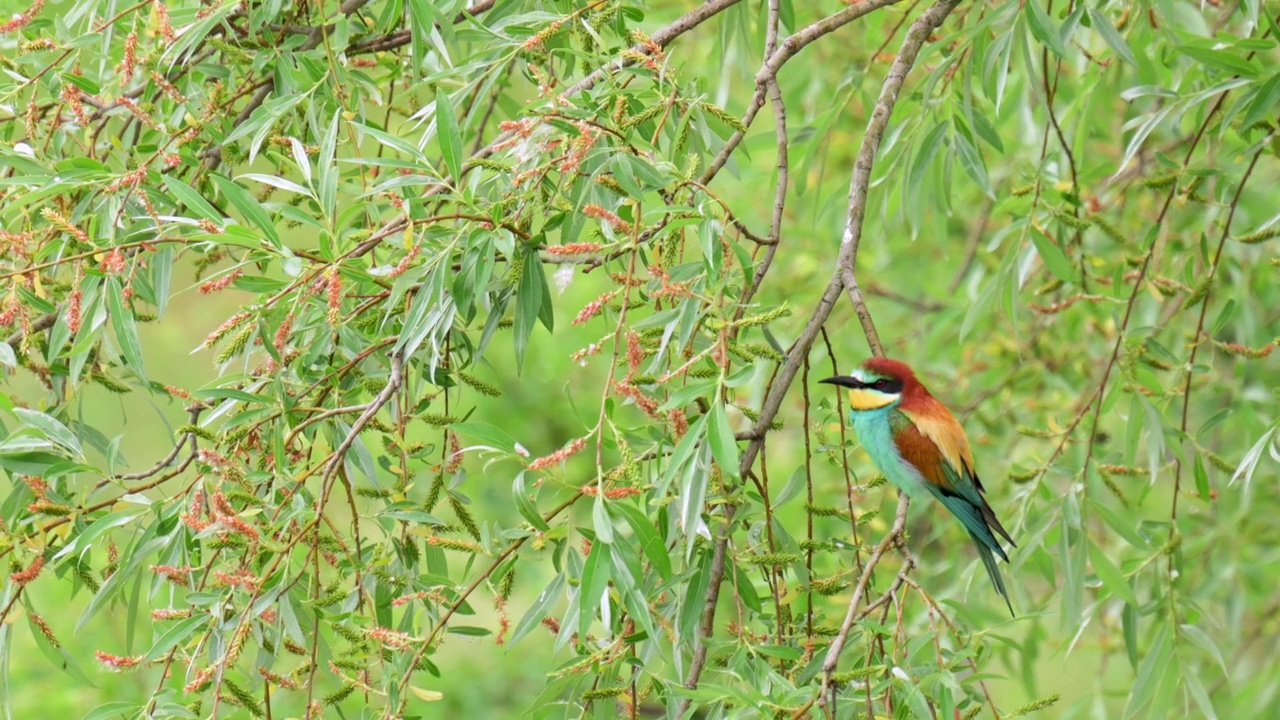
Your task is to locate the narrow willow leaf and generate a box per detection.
[51,508,144,562]
[1137,395,1167,484]
[1025,0,1068,57]
[1087,6,1138,66]
[1241,72,1280,131]
[892,668,933,720]
[610,543,656,639]
[237,172,313,198]
[951,125,994,198]
[13,408,84,460]
[1029,227,1076,284]
[513,251,546,371]
[1090,498,1151,550]
[1179,623,1229,675]
[707,401,741,481]
[140,615,208,665]
[450,422,519,454]
[1125,623,1171,718]
[1087,541,1138,606]
[106,278,147,383]
[160,175,222,221]
[512,472,550,531]
[1176,45,1261,78]
[210,174,281,246]
[678,449,709,559]
[507,573,566,648]
[578,540,609,638]
[1193,453,1210,501]
[84,704,141,720]
[612,502,673,581]
[436,88,463,183]
[1122,601,1139,669]
[592,493,614,544]
[679,553,712,638]
[1183,671,1218,720]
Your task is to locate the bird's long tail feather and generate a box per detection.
[972,534,1014,616]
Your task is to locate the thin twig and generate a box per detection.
[680,0,956,710]
[819,494,911,701]
[1169,136,1270,559]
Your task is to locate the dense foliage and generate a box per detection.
[1,0,1277,718]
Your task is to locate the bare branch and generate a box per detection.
[701,0,907,188]
[317,354,404,507]
[680,0,958,708]
[820,494,910,693]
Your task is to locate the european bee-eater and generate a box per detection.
[821,357,1016,614]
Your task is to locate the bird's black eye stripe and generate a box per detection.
[868,378,903,394]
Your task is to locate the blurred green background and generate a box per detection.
[4,0,1279,717]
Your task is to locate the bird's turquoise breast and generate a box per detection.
[848,408,928,498]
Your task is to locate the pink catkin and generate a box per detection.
[527,437,588,471]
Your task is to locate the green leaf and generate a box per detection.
[707,401,741,481]
[1177,45,1261,78]
[51,508,145,563]
[773,466,807,509]
[1087,6,1137,66]
[1241,72,1280,131]
[193,388,269,404]
[436,88,463,183]
[13,408,84,459]
[579,539,609,638]
[612,502,673,581]
[1125,622,1171,718]
[1030,227,1077,284]
[141,615,208,665]
[1193,453,1210,501]
[84,703,142,720]
[678,447,710,558]
[237,172,313,197]
[680,553,712,637]
[106,278,147,383]
[507,573,565,648]
[161,175,223,221]
[1090,498,1151,550]
[1180,623,1229,675]
[317,109,340,218]
[609,543,655,639]
[656,379,717,412]
[1087,541,1138,606]
[211,174,281,247]
[379,508,445,525]
[1183,671,1218,720]
[450,421,520,454]
[222,93,305,163]
[1137,394,1166,484]
[61,72,101,95]
[592,493,614,544]
[893,668,933,720]
[1122,601,1139,669]
[512,472,550,531]
[1026,0,1068,58]
[951,126,994,198]
[513,251,547,371]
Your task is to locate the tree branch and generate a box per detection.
[679,0,957,709]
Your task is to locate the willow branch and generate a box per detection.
[679,0,956,709]
[817,0,961,693]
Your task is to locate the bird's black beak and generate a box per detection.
[819,376,861,389]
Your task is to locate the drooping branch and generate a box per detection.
[816,0,962,696]
[679,0,959,709]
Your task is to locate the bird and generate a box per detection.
[820,357,1016,614]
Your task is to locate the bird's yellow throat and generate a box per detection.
[846,388,896,411]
